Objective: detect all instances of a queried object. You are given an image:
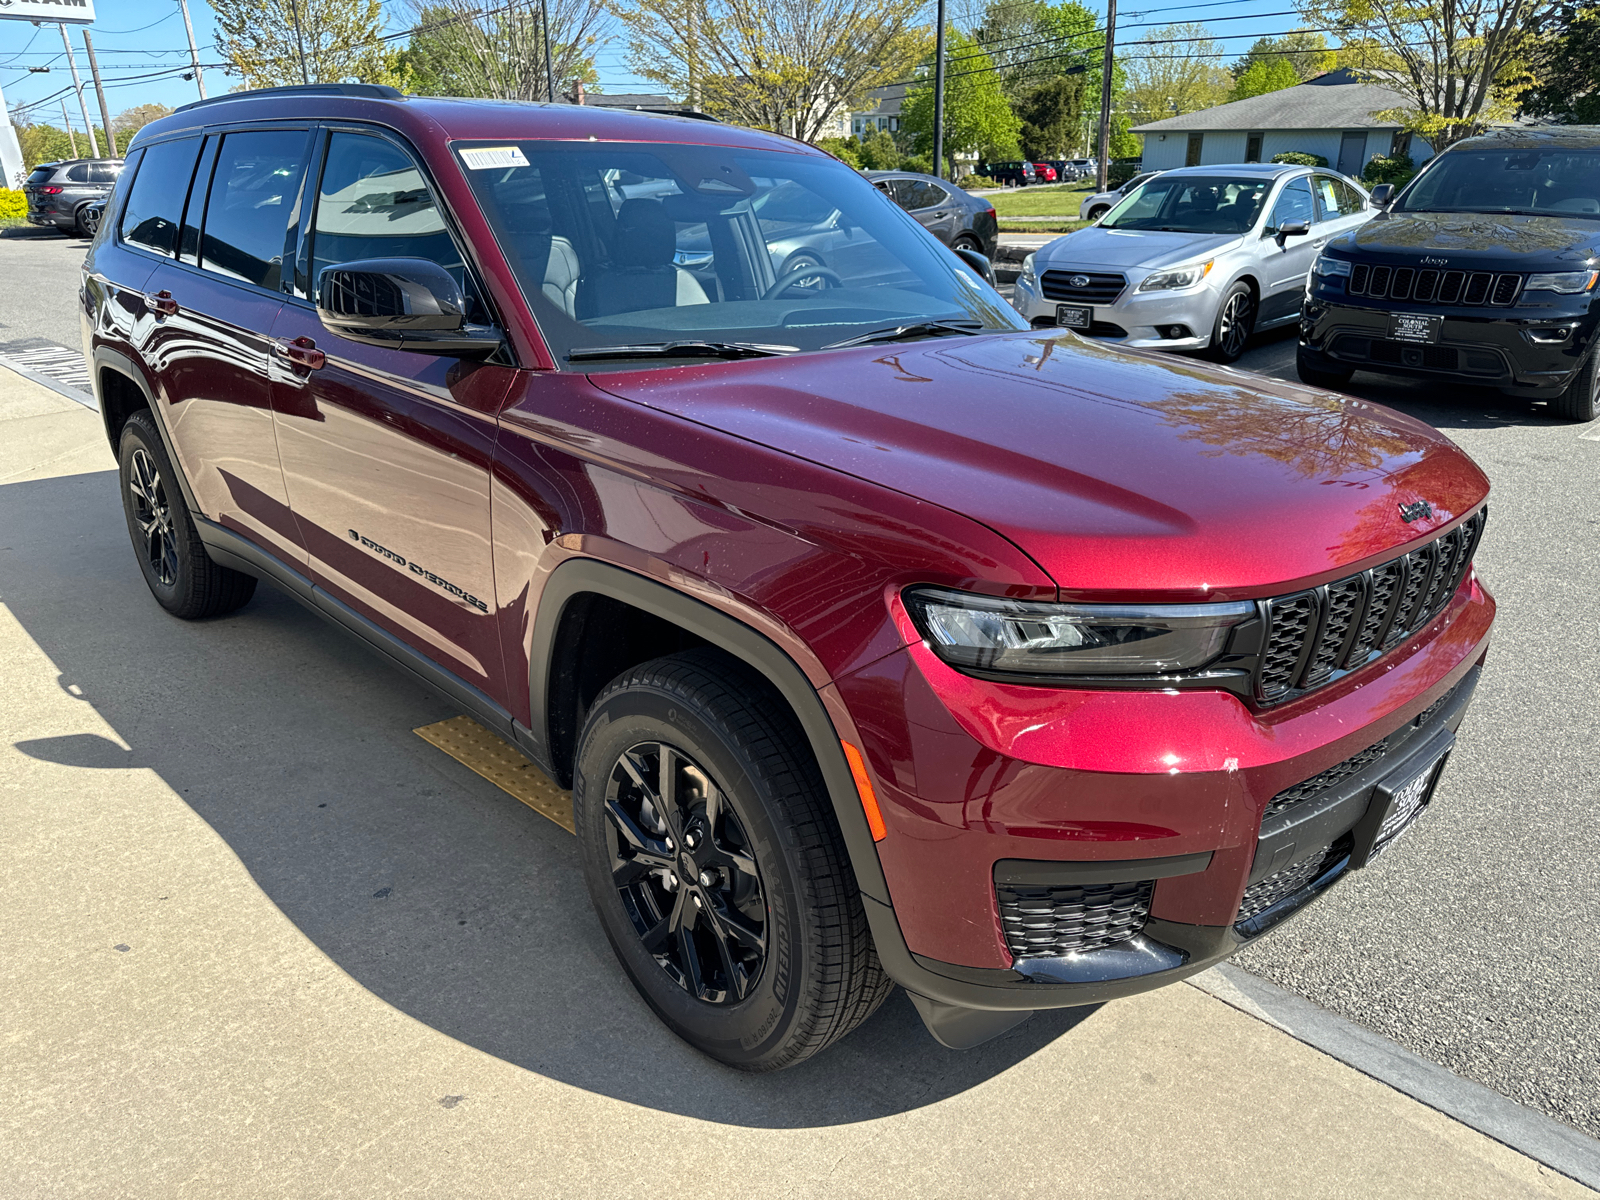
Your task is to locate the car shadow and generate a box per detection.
[2,467,1097,1128]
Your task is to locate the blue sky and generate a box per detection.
[0,0,1312,129]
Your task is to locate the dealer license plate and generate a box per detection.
[1389,312,1442,343]
[1055,304,1092,329]
[1369,751,1449,860]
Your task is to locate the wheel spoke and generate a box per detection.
[604,798,674,869]
[707,896,766,954]
[659,744,682,819]
[676,924,706,999]
[707,913,747,1001]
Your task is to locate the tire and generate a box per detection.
[1204,281,1257,363]
[118,411,256,619]
[1549,349,1599,422]
[1088,204,1110,221]
[73,206,93,238]
[573,649,891,1072]
[951,234,983,254]
[1296,344,1354,390]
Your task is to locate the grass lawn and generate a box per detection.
[997,220,1091,234]
[989,182,1096,217]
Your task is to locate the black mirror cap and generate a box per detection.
[1370,183,1395,208]
[1274,218,1311,246]
[953,245,996,285]
[316,257,501,358]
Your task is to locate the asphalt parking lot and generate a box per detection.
[2,223,1597,1144]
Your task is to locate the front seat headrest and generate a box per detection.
[614,199,675,268]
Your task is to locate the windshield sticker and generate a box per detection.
[460,146,529,171]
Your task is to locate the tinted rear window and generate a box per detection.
[200,129,309,290]
[119,139,202,256]
[89,162,119,184]
[26,166,55,186]
[63,163,91,183]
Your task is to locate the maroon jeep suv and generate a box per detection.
[83,84,1495,1071]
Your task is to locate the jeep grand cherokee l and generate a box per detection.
[83,84,1496,1071]
[1300,127,1600,422]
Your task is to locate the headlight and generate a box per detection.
[1524,270,1598,294]
[1137,261,1214,292]
[1313,255,1352,278]
[903,586,1256,678]
[1019,252,1037,288]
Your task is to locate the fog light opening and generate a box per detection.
[1161,324,1192,340]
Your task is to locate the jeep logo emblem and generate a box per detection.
[1069,274,1090,288]
[1420,256,1450,266]
[1398,499,1433,523]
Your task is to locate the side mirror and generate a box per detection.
[1274,218,1311,247]
[316,257,501,358]
[953,245,996,285]
[1369,183,1394,209]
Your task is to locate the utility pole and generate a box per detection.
[58,23,100,157]
[932,0,947,181]
[1096,0,1116,192]
[82,30,117,157]
[287,0,311,85]
[540,0,555,102]
[178,0,207,99]
[61,99,79,158]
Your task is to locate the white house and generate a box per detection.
[1130,69,1434,178]
[851,83,907,138]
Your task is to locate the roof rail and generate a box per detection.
[174,83,404,114]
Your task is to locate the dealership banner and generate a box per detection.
[0,0,97,25]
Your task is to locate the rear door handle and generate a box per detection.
[274,335,325,371]
[143,290,178,316]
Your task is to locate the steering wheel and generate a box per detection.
[762,263,843,300]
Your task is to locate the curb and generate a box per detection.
[1190,965,1600,1191]
[0,353,99,412]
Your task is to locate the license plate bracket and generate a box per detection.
[1389,312,1442,343]
[1348,730,1454,868]
[1055,304,1092,330]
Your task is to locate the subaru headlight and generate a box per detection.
[1313,254,1352,278]
[1137,261,1214,292]
[904,587,1256,678]
[1524,270,1599,294]
[1019,252,1037,289]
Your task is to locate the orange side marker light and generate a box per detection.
[841,740,888,842]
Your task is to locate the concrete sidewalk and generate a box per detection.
[0,369,1590,1198]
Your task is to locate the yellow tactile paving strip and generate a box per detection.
[414,715,575,834]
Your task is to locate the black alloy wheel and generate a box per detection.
[574,649,890,1071]
[1549,345,1599,422]
[118,411,256,619]
[603,739,768,1004]
[1205,281,1256,363]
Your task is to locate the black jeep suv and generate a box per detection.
[1299,127,1600,422]
[23,157,124,236]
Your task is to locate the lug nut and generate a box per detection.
[663,872,678,890]
[698,869,719,888]
[665,836,675,851]
[684,830,701,849]
[692,894,702,908]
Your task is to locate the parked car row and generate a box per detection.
[1012,128,1600,422]
[80,84,1497,1070]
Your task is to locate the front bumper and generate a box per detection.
[1012,271,1220,350]
[1302,288,1600,394]
[835,570,1494,1018]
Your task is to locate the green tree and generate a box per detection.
[399,0,604,100]
[16,124,77,171]
[210,0,408,88]
[858,128,902,170]
[902,28,1022,175]
[1228,55,1300,101]
[1230,30,1334,80]
[1522,1,1600,122]
[1016,73,1085,158]
[612,0,928,140]
[1298,0,1551,147]
[1121,22,1232,125]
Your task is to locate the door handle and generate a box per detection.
[143,289,178,316]
[274,335,325,371]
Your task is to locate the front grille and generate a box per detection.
[997,879,1154,958]
[1264,738,1390,820]
[1255,509,1485,705]
[1040,269,1127,304]
[1236,838,1349,924]
[1328,336,1504,375]
[1346,265,1522,307]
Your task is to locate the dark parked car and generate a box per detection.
[23,157,123,236]
[980,159,1036,187]
[1042,159,1083,182]
[85,84,1495,1071]
[864,170,998,258]
[1301,127,1600,421]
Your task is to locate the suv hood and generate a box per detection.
[1041,226,1244,272]
[1336,210,1600,269]
[591,332,1488,600]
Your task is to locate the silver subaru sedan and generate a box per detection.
[1011,164,1374,362]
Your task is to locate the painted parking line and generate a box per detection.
[1579,424,1600,440]
[415,714,575,833]
[0,342,92,393]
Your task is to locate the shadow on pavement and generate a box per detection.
[1,467,1097,1127]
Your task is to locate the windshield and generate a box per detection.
[454,140,1022,367]
[1398,148,1600,217]
[1100,174,1271,234]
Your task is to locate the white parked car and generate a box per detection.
[1013,163,1374,362]
[1079,171,1162,221]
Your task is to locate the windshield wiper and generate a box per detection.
[822,319,986,350]
[567,340,799,362]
